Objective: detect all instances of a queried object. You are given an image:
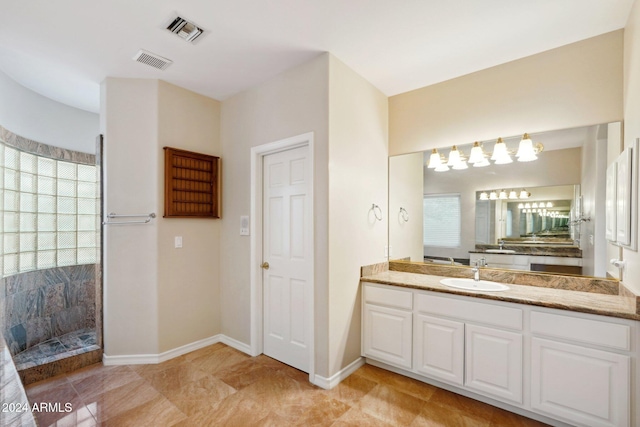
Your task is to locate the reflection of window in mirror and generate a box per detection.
[423,194,460,247]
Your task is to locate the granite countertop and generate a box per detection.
[468,250,582,258]
[361,270,640,321]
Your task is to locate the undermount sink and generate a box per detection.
[440,278,510,292]
[485,249,516,254]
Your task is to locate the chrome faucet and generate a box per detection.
[498,239,505,250]
[448,257,455,265]
[472,257,486,282]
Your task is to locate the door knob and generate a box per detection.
[260,262,270,270]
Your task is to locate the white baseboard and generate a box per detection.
[219,335,253,355]
[103,334,252,365]
[312,356,365,390]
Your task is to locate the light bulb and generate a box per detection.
[428,149,441,168]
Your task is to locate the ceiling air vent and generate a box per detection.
[166,16,204,43]
[133,49,173,70]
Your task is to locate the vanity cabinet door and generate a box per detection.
[414,314,464,385]
[465,324,523,404]
[531,338,630,427]
[363,303,412,369]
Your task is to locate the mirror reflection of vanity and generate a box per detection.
[389,123,616,278]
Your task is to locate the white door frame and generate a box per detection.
[250,132,315,381]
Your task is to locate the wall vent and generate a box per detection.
[166,16,204,43]
[133,49,173,70]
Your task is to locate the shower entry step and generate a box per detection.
[13,329,102,384]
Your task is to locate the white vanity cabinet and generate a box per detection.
[414,292,524,404]
[530,311,632,427]
[414,314,464,385]
[361,280,639,427]
[362,283,413,369]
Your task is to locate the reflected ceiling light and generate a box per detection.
[489,191,498,200]
[518,203,524,209]
[516,133,544,162]
[525,203,531,209]
[428,149,442,168]
[519,189,531,199]
[479,192,489,200]
[473,157,490,167]
[491,138,513,164]
[499,189,508,199]
[546,202,553,208]
[508,190,519,199]
[532,202,538,208]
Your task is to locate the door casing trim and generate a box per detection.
[249,132,315,383]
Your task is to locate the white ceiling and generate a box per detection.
[0,0,634,113]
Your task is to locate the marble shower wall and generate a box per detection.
[1,264,96,356]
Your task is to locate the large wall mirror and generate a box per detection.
[389,123,618,278]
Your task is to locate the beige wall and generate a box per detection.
[102,78,222,356]
[219,54,331,375]
[389,153,424,262]
[389,31,624,156]
[102,78,160,355]
[327,56,388,375]
[157,81,222,353]
[623,3,640,293]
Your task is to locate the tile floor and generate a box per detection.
[25,343,550,426]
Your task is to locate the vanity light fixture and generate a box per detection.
[427,149,442,168]
[546,202,553,208]
[447,145,461,166]
[516,133,544,162]
[491,138,513,164]
[525,203,531,209]
[519,189,531,199]
[478,188,531,201]
[532,202,539,208]
[447,146,469,170]
[518,203,524,209]
[429,133,543,172]
[468,142,486,164]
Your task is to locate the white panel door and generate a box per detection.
[465,324,523,404]
[414,314,464,385]
[263,146,311,372]
[531,338,630,427]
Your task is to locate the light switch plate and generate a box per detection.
[240,215,250,236]
[175,236,183,248]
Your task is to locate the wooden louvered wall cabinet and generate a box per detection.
[164,147,220,218]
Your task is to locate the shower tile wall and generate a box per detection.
[1,264,96,356]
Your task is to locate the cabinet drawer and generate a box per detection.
[531,311,631,351]
[416,293,522,330]
[364,283,413,310]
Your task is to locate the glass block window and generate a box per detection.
[0,143,99,276]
